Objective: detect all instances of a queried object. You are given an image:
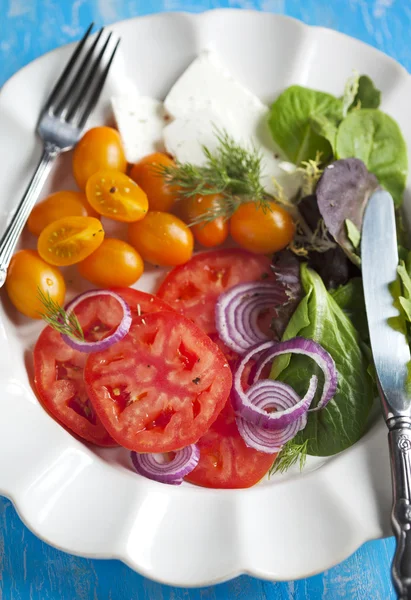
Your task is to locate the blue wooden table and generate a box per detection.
[0,0,409,598]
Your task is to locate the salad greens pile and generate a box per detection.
[267,72,410,471]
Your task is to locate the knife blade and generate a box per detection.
[362,189,411,420]
[362,188,411,599]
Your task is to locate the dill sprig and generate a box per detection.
[37,288,84,341]
[269,439,309,476]
[158,129,271,224]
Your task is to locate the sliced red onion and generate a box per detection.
[236,390,308,453]
[62,290,132,353]
[130,445,200,485]
[252,338,338,411]
[215,281,287,355]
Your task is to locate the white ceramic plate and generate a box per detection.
[0,9,408,587]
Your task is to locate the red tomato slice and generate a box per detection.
[185,400,276,489]
[113,287,174,324]
[33,289,170,446]
[84,311,232,452]
[156,249,273,334]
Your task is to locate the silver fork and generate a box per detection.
[0,24,120,287]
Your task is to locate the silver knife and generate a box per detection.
[362,189,411,599]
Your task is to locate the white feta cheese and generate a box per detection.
[111,95,167,164]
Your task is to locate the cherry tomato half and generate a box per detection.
[28,191,97,236]
[129,152,180,212]
[77,238,144,287]
[6,250,65,319]
[86,170,148,222]
[128,211,193,266]
[186,194,229,248]
[230,201,295,254]
[38,216,104,266]
[73,127,127,190]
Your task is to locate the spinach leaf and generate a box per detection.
[352,75,381,109]
[309,114,339,155]
[270,264,374,456]
[268,85,342,164]
[336,109,408,206]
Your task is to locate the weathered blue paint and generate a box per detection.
[0,0,405,597]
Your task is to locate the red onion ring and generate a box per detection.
[252,338,338,411]
[62,290,132,353]
[236,390,308,453]
[131,445,200,485]
[215,281,287,354]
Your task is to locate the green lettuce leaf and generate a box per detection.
[268,85,342,164]
[352,75,381,110]
[270,264,374,456]
[336,109,408,206]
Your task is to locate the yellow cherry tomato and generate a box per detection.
[186,194,229,248]
[230,201,295,254]
[38,216,104,266]
[6,250,66,319]
[128,212,193,266]
[86,170,148,223]
[73,127,127,190]
[129,152,180,212]
[77,238,144,287]
[28,190,97,236]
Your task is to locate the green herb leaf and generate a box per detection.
[309,114,339,155]
[159,129,270,224]
[37,288,84,341]
[269,439,309,475]
[352,75,381,110]
[268,85,343,164]
[342,71,360,117]
[336,109,408,206]
[270,264,374,457]
[345,218,361,249]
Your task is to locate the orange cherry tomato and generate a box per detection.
[128,211,193,266]
[38,216,104,266]
[86,170,148,223]
[77,238,144,287]
[72,127,127,190]
[129,152,180,212]
[28,191,97,236]
[6,250,66,319]
[186,194,229,248]
[230,201,295,254]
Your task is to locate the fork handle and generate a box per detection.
[0,142,60,287]
[389,422,411,599]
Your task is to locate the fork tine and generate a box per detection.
[75,37,121,130]
[65,30,113,123]
[44,23,94,112]
[53,27,105,118]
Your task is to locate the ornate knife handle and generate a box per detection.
[389,422,411,599]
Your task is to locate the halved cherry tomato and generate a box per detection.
[230,201,295,254]
[186,194,229,248]
[28,191,97,236]
[129,152,180,212]
[128,211,193,266]
[38,216,104,266]
[157,248,273,334]
[185,400,276,488]
[6,250,65,319]
[84,311,232,452]
[86,171,148,222]
[73,127,127,190]
[78,238,144,287]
